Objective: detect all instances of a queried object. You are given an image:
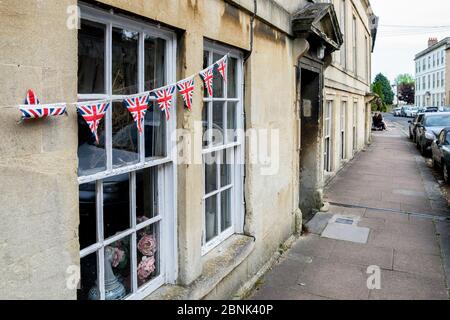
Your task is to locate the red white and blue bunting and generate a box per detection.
[76,101,111,144]
[16,54,230,135]
[123,93,150,134]
[19,89,67,120]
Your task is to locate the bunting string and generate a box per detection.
[13,53,231,141]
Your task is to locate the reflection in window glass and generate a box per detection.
[78,20,105,94]
[112,28,138,95]
[144,36,166,91]
[112,102,139,167]
[220,150,231,187]
[103,173,130,239]
[78,252,98,300]
[205,152,218,194]
[145,101,166,158]
[79,182,97,250]
[205,195,218,242]
[104,235,132,299]
[137,223,160,288]
[78,112,107,176]
[136,167,159,223]
[227,102,237,143]
[202,103,209,148]
[221,189,232,232]
[213,53,224,98]
[227,57,238,98]
[212,102,224,146]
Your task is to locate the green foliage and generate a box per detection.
[371,81,387,112]
[395,73,414,85]
[373,73,394,105]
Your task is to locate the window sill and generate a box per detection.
[145,234,255,300]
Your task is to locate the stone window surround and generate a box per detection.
[77,4,178,300]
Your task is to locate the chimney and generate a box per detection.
[428,37,438,47]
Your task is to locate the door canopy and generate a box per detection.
[292,3,343,56]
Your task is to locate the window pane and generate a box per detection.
[203,51,210,97]
[205,152,218,194]
[105,235,132,299]
[78,112,107,176]
[221,189,232,232]
[79,182,97,250]
[213,53,224,98]
[220,149,232,187]
[137,223,160,288]
[112,102,139,167]
[227,57,238,98]
[78,20,105,94]
[144,36,166,91]
[212,101,225,146]
[103,173,131,239]
[136,167,158,223]
[227,102,237,143]
[202,102,209,148]
[112,28,138,95]
[145,101,167,158]
[78,252,98,300]
[205,195,218,242]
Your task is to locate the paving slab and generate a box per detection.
[393,251,445,281]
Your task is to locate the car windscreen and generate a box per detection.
[424,115,450,127]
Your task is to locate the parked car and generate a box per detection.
[410,107,419,117]
[424,106,439,113]
[416,112,450,156]
[408,113,425,141]
[431,127,450,184]
[401,106,411,117]
[392,107,401,117]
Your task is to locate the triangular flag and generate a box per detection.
[151,85,176,121]
[199,66,214,97]
[25,89,40,105]
[216,56,228,83]
[177,77,195,111]
[123,93,150,134]
[77,101,110,144]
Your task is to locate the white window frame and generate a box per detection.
[340,0,347,69]
[77,4,178,300]
[340,101,347,160]
[201,41,245,256]
[324,101,333,172]
[353,101,358,153]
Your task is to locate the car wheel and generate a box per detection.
[444,164,449,184]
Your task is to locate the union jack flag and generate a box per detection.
[177,77,195,111]
[19,89,66,120]
[77,101,110,144]
[152,85,176,121]
[216,56,228,83]
[20,104,67,120]
[24,89,40,105]
[123,93,150,134]
[200,66,214,97]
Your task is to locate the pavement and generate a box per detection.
[249,115,450,300]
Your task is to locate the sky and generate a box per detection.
[371,0,450,84]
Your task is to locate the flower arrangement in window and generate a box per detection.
[137,230,158,286]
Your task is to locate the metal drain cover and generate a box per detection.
[335,218,354,225]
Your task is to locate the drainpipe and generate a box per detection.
[244,0,257,63]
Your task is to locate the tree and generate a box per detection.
[371,82,387,112]
[395,74,414,86]
[372,73,394,105]
[394,73,415,104]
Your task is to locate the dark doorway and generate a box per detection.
[299,65,323,221]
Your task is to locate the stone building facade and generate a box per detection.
[415,37,449,108]
[0,0,375,300]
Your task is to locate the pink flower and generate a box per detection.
[138,234,157,256]
[137,256,156,281]
[111,247,125,268]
